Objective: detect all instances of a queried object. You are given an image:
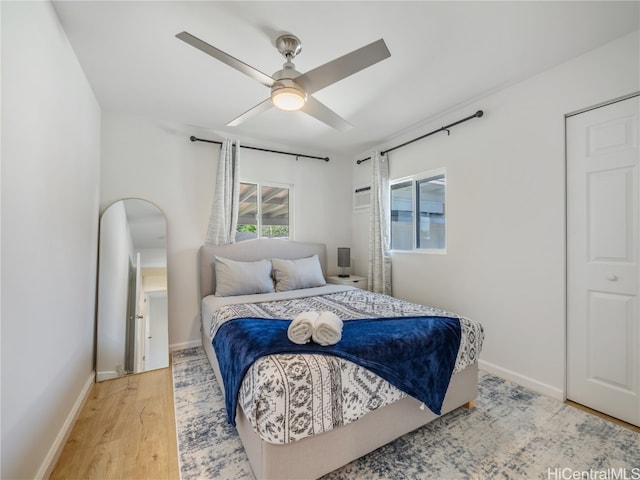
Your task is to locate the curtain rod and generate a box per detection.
[356,110,484,165]
[189,136,330,162]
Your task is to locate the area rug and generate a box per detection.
[172,347,640,480]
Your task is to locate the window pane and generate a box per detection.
[261,185,289,239]
[236,183,258,239]
[391,181,413,250]
[416,174,445,249]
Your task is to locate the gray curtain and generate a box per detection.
[205,139,240,245]
[367,151,392,294]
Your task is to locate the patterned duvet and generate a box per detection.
[209,289,484,445]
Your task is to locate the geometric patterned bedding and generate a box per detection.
[210,289,484,445]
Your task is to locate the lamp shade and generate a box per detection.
[271,86,307,111]
[337,248,351,268]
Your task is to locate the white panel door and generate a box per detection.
[146,290,169,371]
[567,95,640,426]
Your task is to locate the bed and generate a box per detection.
[198,238,484,480]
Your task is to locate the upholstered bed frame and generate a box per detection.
[198,239,478,480]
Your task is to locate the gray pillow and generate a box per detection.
[271,255,326,292]
[214,256,274,296]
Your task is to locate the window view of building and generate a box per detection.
[237,182,290,240]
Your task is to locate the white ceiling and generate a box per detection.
[53,1,639,158]
[122,199,166,250]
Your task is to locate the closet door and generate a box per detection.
[566,95,640,426]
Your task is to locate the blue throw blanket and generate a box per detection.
[213,316,461,426]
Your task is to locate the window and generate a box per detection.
[237,182,291,240]
[390,169,446,252]
[390,181,413,250]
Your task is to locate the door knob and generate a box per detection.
[607,274,618,281]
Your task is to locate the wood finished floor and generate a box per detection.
[50,363,640,480]
[50,366,179,480]
[565,400,640,433]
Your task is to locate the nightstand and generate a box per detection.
[327,275,368,290]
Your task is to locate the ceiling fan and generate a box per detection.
[176,31,391,131]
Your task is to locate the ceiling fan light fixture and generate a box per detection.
[176,31,389,129]
[271,86,307,111]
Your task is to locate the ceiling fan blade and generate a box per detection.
[227,98,273,127]
[176,31,275,88]
[302,96,352,131]
[296,39,390,94]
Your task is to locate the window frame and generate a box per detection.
[237,180,295,240]
[390,167,447,255]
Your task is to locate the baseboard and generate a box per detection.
[96,370,119,382]
[169,339,201,352]
[479,360,564,401]
[36,370,95,479]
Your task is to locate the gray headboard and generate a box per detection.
[198,238,327,299]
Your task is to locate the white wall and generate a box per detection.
[139,248,167,268]
[353,31,639,399]
[100,111,353,349]
[1,2,101,478]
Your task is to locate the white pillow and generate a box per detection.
[214,256,274,297]
[271,255,326,292]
